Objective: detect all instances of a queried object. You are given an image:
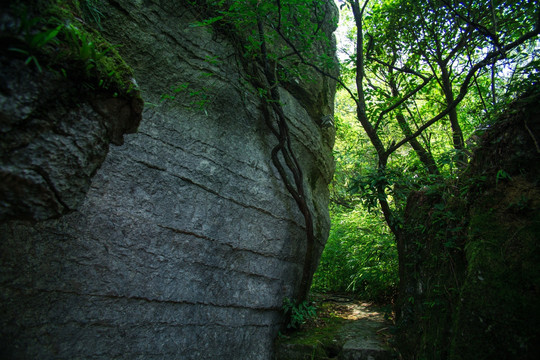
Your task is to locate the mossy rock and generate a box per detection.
[4,0,141,100]
[449,178,540,360]
[275,315,345,359]
[395,88,540,360]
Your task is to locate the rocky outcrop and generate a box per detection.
[0,49,142,221]
[395,88,540,359]
[0,1,337,359]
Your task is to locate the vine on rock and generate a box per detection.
[256,11,316,304]
[187,0,337,305]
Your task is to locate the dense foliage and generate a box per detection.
[311,205,398,302]
[334,0,538,230]
[312,0,539,303]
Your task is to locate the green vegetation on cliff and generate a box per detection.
[185,0,339,305]
[4,0,139,98]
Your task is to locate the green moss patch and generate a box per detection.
[276,297,395,360]
[5,0,140,99]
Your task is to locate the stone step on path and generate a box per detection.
[337,299,395,360]
[274,296,397,360]
[338,319,394,360]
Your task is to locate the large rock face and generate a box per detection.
[395,88,540,359]
[0,1,337,359]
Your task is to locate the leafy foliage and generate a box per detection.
[332,0,540,240]
[313,0,538,308]
[7,7,62,72]
[312,204,398,302]
[282,297,318,329]
[6,1,138,96]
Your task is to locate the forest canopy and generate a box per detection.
[189,0,540,301]
[312,0,539,300]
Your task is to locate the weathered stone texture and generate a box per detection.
[0,57,142,221]
[395,89,540,359]
[0,0,336,359]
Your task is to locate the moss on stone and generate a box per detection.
[8,0,140,99]
[275,303,348,360]
[395,89,540,359]
[448,178,540,359]
[282,317,345,346]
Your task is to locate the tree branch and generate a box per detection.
[387,27,540,156]
[374,76,433,131]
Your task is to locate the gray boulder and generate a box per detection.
[0,0,337,359]
[0,56,142,221]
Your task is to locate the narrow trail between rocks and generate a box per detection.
[275,295,398,360]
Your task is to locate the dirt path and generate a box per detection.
[275,295,397,360]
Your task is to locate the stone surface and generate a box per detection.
[337,306,395,360]
[340,338,394,360]
[395,89,540,359]
[0,1,336,359]
[0,56,142,221]
[275,298,396,360]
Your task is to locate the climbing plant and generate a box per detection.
[186,0,338,305]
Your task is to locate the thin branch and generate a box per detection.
[438,0,502,50]
[465,43,489,114]
[524,118,540,154]
[360,0,370,16]
[269,7,360,106]
[374,76,433,131]
[443,26,473,65]
[387,27,540,156]
[366,50,432,81]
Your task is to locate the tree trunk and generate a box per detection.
[440,65,466,165]
[351,0,399,238]
[389,74,440,175]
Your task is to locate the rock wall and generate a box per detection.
[0,1,337,359]
[395,88,540,359]
[0,44,142,222]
